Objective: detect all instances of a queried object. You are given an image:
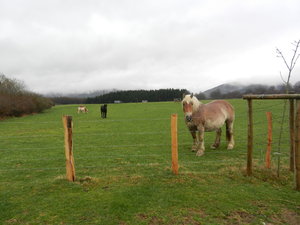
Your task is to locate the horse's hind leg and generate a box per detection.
[226,120,234,149]
[211,128,221,149]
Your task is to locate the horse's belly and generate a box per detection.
[204,119,225,131]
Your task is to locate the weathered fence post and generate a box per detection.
[266,112,272,169]
[247,99,253,176]
[295,100,300,191]
[290,99,295,172]
[243,94,300,189]
[62,115,75,182]
[171,114,178,175]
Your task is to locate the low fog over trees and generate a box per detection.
[49,82,300,105]
[199,83,300,100]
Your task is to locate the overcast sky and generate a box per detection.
[0,0,300,94]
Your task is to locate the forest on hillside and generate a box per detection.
[50,82,300,105]
[85,89,188,104]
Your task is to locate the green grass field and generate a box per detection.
[1,99,299,224]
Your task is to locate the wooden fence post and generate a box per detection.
[62,115,75,182]
[295,100,300,191]
[171,114,178,175]
[266,112,272,169]
[290,99,295,172]
[247,99,253,176]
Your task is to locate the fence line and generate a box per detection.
[0,135,292,152]
[0,158,247,172]
[1,145,288,169]
[0,151,249,163]
[0,121,61,124]
[0,112,286,126]
[0,125,290,139]
[1,102,295,186]
[0,146,62,151]
[0,170,228,186]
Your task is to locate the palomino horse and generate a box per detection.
[182,94,235,156]
[100,104,107,118]
[77,106,88,113]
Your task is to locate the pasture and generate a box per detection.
[1,100,299,224]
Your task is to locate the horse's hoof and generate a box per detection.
[227,144,234,150]
[196,150,204,156]
[191,145,197,152]
[210,144,219,149]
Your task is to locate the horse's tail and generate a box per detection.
[225,117,234,142]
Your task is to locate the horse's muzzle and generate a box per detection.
[185,115,192,122]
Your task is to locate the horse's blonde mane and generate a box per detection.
[182,94,202,112]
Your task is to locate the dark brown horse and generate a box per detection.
[182,94,235,156]
[101,104,107,118]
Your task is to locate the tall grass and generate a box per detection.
[0,100,299,224]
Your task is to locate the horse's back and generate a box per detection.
[204,100,235,121]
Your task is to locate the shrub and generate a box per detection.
[0,74,54,117]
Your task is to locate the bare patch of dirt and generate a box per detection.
[226,210,255,224]
[5,218,18,224]
[270,209,300,225]
[136,214,164,225]
[136,208,206,225]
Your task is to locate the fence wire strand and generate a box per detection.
[0,102,293,180]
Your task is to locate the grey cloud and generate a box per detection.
[0,0,299,94]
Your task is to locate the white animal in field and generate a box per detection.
[77,106,88,113]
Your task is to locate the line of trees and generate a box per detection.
[0,74,54,118]
[50,83,300,105]
[86,89,188,104]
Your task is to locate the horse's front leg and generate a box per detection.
[196,126,205,156]
[211,128,221,149]
[189,130,197,152]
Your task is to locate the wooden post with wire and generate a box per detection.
[62,115,75,182]
[289,99,295,172]
[265,112,272,169]
[295,100,300,191]
[243,94,300,190]
[247,99,253,176]
[171,114,179,175]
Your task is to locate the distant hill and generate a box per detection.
[202,83,245,97]
[201,82,295,99]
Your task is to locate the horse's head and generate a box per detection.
[182,93,200,122]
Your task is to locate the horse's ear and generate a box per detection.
[182,93,186,99]
[190,93,193,98]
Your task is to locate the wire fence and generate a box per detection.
[0,100,292,183]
